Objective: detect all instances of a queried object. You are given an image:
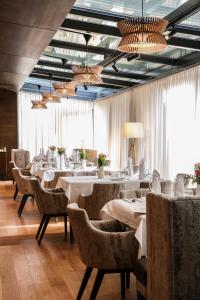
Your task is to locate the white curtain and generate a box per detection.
[132,65,200,179]
[94,90,130,169]
[18,92,93,158]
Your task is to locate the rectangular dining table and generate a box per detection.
[56,175,141,203]
[100,198,147,257]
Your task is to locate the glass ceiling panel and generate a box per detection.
[181,11,200,27]
[45,46,104,65]
[74,0,188,18]
[110,58,165,74]
[174,32,200,41]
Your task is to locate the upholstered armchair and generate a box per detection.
[134,193,200,300]
[30,178,73,244]
[10,161,31,200]
[78,183,122,220]
[67,203,139,300]
[12,168,34,216]
[11,149,30,168]
[43,171,73,189]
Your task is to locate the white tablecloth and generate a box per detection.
[100,199,146,256]
[56,175,140,203]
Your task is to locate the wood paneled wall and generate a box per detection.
[0,89,17,178]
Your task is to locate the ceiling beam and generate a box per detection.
[60,20,200,51]
[69,6,125,22]
[167,37,200,51]
[32,67,135,87]
[173,24,200,36]
[50,39,114,55]
[165,0,200,27]
[37,59,152,81]
[61,18,120,37]
[29,73,123,90]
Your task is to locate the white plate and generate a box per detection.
[110,177,124,181]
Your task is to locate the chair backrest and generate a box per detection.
[147,193,200,300]
[30,178,68,214]
[78,183,121,219]
[11,149,30,168]
[12,168,32,194]
[67,203,139,269]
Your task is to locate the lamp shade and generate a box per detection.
[124,122,144,138]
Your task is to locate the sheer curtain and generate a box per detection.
[94,90,131,169]
[18,92,93,158]
[132,65,200,179]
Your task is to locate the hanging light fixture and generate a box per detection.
[71,34,103,85]
[42,73,60,103]
[53,81,76,97]
[31,85,47,110]
[117,0,168,54]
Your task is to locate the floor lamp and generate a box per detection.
[124,122,144,171]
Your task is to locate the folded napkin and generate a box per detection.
[151,169,161,193]
[139,159,145,180]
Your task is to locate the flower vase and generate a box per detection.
[59,154,65,170]
[98,166,104,179]
[81,159,86,169]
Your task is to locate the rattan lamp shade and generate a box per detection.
[31,100,47,109]
[42,92,60,103]
[53,82,76,97]
[71,65,103,85]
[117,17,168,53]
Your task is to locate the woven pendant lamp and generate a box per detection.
[72,34,103,85]
[53,81,76,97]
[117,0,168,53]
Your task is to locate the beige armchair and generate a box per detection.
[67,203,139,300]
[78,183,122,220]
[12,168,34,216]
[30,178,73,244]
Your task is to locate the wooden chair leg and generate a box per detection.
[120,271,126,298]
[38,216,50,245]
[126,271,130,288]
[76,266,93,300]
[18,195,28,217]
[13,184,18,200]
[64,215,67,239]
[89,269,104,300]
[70,223,74,243]
[36,214,46,239]
[137,292,146,300]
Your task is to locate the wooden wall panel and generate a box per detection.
[0,89,17,178]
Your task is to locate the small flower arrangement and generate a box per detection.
[49,145,56,152]
[98,153,107,167]
[192,163,200,184]
[57,147,65,156]
[80,149,88,160]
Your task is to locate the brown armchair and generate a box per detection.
[30,178,73,244]
[12,168,34,216]
[67,203,139,300]
[78,183,122,220]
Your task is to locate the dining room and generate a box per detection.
[0,0,200,299]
